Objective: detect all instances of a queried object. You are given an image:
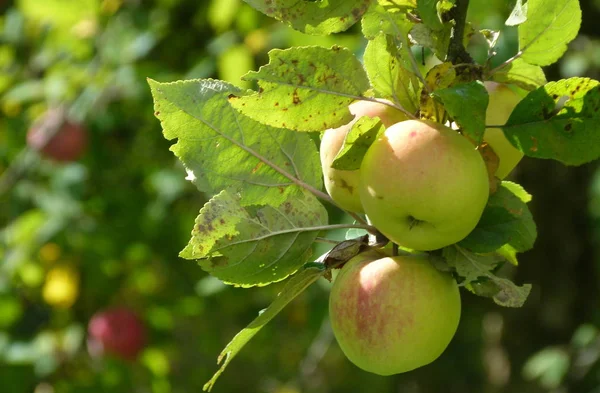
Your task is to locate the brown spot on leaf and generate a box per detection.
[530,136,538,152]
[251,162,264,174]
[292,89,301,105]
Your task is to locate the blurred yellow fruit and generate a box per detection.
[42,265,79,309]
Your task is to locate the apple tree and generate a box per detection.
[148,0,598,389]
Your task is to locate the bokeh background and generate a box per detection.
[2,0,600,392]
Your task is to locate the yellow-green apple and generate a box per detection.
[320,100,407,213]
[329,251,461,375]
[359,119,489,250]
[484,81,524,178]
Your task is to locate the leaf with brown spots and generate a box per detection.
[419,62,456,121]
[148,78,321,206]
[244,0,373,35]
[230,46,370,132]
[363,33,420,113]
[180,189,328,287]
[504,78,600,165]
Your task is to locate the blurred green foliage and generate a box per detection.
[1,0,600,392]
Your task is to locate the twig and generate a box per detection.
[446,0,474,64]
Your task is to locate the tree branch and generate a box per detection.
[446,0,473,65]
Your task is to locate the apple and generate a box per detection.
[483,81,524,179]
[42,265,79,309]
[27,114,88,162]
[359,119,489,251]
[329,251,461,375]
[87,308,146,361]
[321,100,408,213]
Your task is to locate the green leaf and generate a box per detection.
[363,34,420,113]
[148,78,322,206]
[331,116,385,171]
[203,265,324,391]
[243,0,373,35]
[504,78,600,165]
[419,62,455,121]
[502,180,532,203]
[410,21,474,61]
[459,183,536,253]
[444,246,531,307]
[442,246,501,285]
[180,189,327,287]
[229,46,370,132]
[432,81,488,143]
[490,58,547,91]
[361,3,417,92]
[417,0,452,31]
[495,244,519,266]
[458,206,515,253]
[492,278,531,307]
[505,0,527,26]
[378,0,416,9]
[518,0,581,66]
[362,3,414,39]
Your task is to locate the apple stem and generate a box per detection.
[447,0,474,65]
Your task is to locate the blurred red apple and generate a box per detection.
[27,112,88,162]
[87,308,146,361]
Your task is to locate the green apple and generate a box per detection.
[329,251,461,375]
[359,119,489,251]
[484,81,524,179]
[321,100,407,213]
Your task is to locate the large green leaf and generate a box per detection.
[432,81,488,143]
[363,33,420,113]
[504,78,600,165]
[459,182,536,253]
[180,189,327,287]
[149,78,322,206]
[490,59,547,91]
[229,46,370,132]
[518,0,581,66]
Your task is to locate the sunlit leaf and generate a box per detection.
[229,46,370,131]
[244,0,373,35]
[180,189,327,287]
[504,78,600,165]
[149,78,322,206]
[518,0,581,66]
